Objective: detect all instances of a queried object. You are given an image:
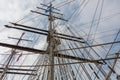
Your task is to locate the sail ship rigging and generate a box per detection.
[0,0,120,80]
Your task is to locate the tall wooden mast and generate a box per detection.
[48,3,54,80]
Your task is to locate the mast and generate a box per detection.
[0,32,25,80]
[48,3,54,80]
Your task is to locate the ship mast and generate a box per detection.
[39,3,67,80]
[0,32,25,80]
[48,3,54,80]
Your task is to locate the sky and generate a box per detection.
[0,0,120,80]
